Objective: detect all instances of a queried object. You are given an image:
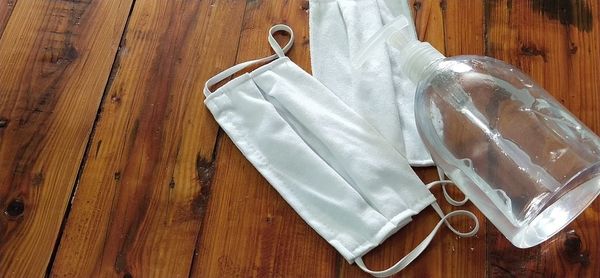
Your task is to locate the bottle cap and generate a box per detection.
[352,15,445,83]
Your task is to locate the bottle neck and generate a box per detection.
[392,40,445,84]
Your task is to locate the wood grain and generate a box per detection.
[0,0,16,37]
[0,0,597,277]
[439,1,488,277]
[0,0,133,276]
[191,1,339,277]
[486,0,600,277]
[50,0,248,277]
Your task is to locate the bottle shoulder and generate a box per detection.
[417,55,531,90]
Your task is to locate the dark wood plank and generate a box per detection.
[190,1,339,277]
[486,0,600,276]
[0,0,16,37]
[50,0,248,277]
[0,0,134,276]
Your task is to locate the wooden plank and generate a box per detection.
[0,0,133,276]
[443,0,486,56]
[486,0,600,276]
[49,0,248,277]
[438,1,488,277]
[190,1,339,277]
[0,0,17,37]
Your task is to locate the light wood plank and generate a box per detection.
[191,1,339,277]
[486,0,600,276]
[0,0,134,276]
[50,0,248,277]
[0,0,17,37]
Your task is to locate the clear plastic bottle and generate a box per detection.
[355,16,600,248]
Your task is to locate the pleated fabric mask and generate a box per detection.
[203,25,478,277]
[309,0,434,166]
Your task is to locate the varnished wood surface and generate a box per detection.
[0,0,133,276]
[0,0,598,277]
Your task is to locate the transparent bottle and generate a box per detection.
[355,16,600,248]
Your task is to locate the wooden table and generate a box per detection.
[0,0,598,277]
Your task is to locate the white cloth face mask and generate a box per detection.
[309,0,433,166]
[204,25,478,277]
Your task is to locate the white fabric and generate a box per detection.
[355,181,478,277]
[204,25,478,277]
[309,0,433,166]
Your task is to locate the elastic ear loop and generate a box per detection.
[355,181,479,277]
[427,181,478,237]
[203,24,295,97]
[428,179,469,206]
[435,166,469,206]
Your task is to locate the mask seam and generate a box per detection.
[348,195,437,261]
[205,58,289,102]
[347,214,413,262]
